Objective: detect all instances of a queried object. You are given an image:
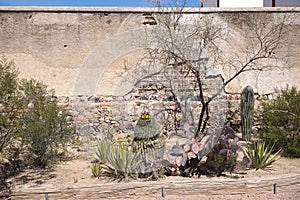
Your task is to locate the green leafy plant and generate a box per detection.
[0,58,75,169]
[244,140,282,170]
[0,58,22,155]
[258,86,300,157]
[19,79,75,168]
[95,139,142,181]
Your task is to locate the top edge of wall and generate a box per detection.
[0,6,299,13]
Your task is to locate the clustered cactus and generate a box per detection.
[204,126,241,175]
[241,86,255,141]
[165,126,242,177]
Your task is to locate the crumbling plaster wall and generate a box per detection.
[0,8,148,97]
[0,7,299,140]
[0,7,299,96]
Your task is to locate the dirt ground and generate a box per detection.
[9,145,300,200]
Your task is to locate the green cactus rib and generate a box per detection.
[133,116,163,153]
[241,86,254,141]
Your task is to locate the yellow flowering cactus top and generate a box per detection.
[140,111,150,120]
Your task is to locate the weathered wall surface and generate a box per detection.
[0,7,147,96]
[0,7,299,143]
[0,7,299,96]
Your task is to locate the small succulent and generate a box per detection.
[92,163,101,178]
[244,140,282,170]
[95,139,142,181]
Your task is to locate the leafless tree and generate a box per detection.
[142,2,291,139]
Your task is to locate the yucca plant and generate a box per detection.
[95,139,142,181]
[245,140,282,170]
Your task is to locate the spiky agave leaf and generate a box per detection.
[245,140,282,170]
[92,163,102,177]
[95,139,110,163]
[95,139,142,180]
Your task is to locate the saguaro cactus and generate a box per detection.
[241,86,254,141]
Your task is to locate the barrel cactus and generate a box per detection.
[132,111,164,174]
[240,86,255,141]
[132,111,163,153]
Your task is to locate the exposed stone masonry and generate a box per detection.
[57,90,279,141]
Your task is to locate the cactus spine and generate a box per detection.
[241,86,254,141]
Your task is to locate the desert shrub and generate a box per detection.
[0,58,23,155]
[19,79,75,168]
[0,58,75,168]
[244,140,282,170]
[95,139,142,181]
[257,86,300,158]
[0,59,18,152]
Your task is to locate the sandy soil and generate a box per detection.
[9,146,300,200]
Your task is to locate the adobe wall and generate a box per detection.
[0,7,299,95]
[0,7,299,145]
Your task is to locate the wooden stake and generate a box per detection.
[273,183,277,194]
[162,186,165,198]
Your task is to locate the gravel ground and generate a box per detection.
[10,149,300,200]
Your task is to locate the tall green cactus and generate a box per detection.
[241,86,255,141]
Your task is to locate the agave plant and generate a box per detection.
[95,139,142,180]
[92,163,101,178]
[245,140,282,170]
